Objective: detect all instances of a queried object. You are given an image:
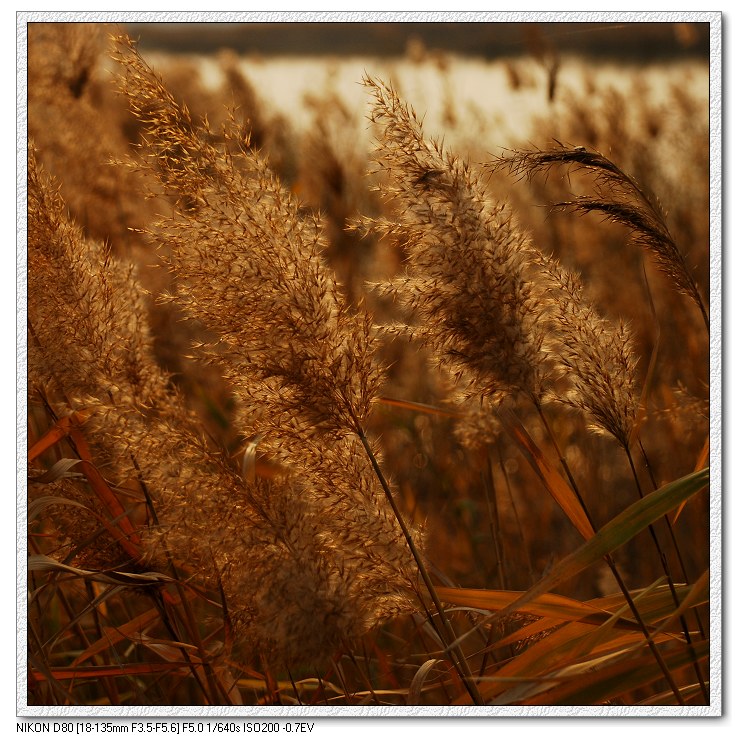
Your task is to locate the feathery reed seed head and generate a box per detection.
[363,78,641,452]
[363,76,554,405]
[29,134,418,665]
[540,258,640,447]
[108,38,421,659]
[490,143,708,328]
[114,35,383,441]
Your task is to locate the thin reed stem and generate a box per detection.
[637,439,707,640]
[534,404,685,704]
[623,446,709,702]
[534,400,584,502]
[603,554,685,704]
[490,143,709,331]
[352,421,483,705]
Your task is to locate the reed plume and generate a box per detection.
[110,35,421,651]
[114,36,382,444]
[539,257,639,448]
[489,143,709,330]
[28,141,415,664]
[361,75,554,409]
[27,23,156,253]
[27,142,172,484]
[362,77,640,455]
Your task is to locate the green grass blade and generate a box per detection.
[483,468,708,631]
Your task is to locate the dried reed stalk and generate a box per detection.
[489,143,709,330]
[109,36,424,659]
[362,77,641,456]
[539,258,639,449]
[361,75,554,408]
[28,142,415,665]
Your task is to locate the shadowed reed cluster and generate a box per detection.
[28,38,424,665]
[361,76,640,448]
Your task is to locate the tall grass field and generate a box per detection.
[23,21,714,709]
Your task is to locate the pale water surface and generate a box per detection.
[166,53,709,155]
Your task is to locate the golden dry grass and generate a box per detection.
[25,25,711,708]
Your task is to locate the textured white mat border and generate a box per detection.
[15,9,723,721]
